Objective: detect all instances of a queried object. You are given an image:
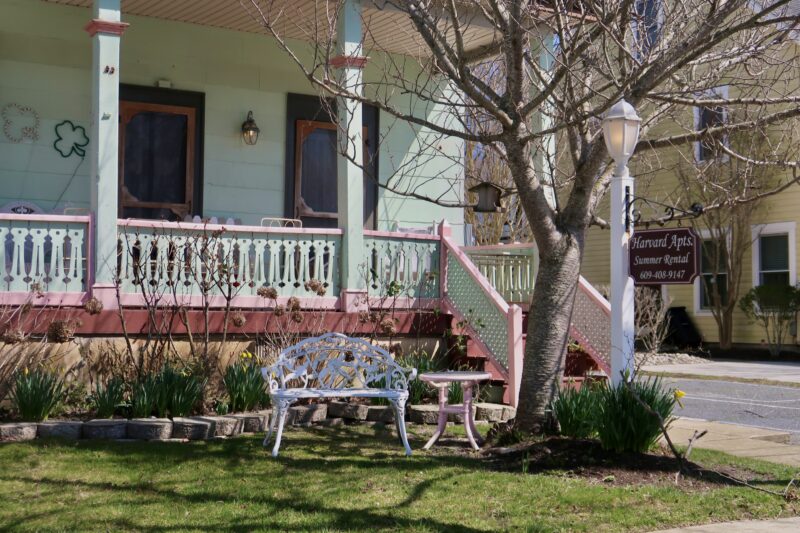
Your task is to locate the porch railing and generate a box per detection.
[0,214,90,295]
[117,220,342,304]
[462,243,537,303]
[364,231,440,299]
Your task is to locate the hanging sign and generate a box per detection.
[629,227,700,285]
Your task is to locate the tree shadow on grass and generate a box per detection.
[0,471,492,532]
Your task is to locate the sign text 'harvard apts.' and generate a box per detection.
[628,227,700,285]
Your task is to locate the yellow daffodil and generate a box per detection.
[23,366,29,376]
[674,389,686,408]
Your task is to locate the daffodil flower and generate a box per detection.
[674,389,686,408]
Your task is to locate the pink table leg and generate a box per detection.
[423,383,449,450]
[462,380,482,450]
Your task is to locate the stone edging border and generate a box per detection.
[0,402,516,443]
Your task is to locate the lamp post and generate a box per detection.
[602,99,641,386]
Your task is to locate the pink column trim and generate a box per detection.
[90,283,119,310]
[329,55,368,69]
[84,19,129,37]
[339,289,368,313]
[506,304,524,408]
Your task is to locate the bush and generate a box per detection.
[595,377,676,453]
[395,351,442,404]
[92,377,125,418]
[739,284,800,357]
[11,368,64,422]
[551,383,599,439]
[224,355,268,413]
[131,366,205,419]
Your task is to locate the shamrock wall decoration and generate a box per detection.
[54,120,90,158]
[1,103,40,143]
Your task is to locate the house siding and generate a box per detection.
[0,0,463,238]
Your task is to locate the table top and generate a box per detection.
[418,371,492,383]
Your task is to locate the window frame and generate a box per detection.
[632,0,664,58]
[751,222,797,288]
[693,85,730,163]
[693,228,730,316]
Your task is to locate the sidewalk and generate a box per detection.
[642,360,800,384]
[667,417,800,466]
[652,517,800,532]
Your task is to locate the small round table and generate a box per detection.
[418,370,492,450]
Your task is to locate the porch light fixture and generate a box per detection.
[602,99,641,174]
[241,111,260,146]
[469,181,505,213]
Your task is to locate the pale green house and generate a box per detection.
[0,0,611,406]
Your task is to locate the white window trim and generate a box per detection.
[631,0,665,59]
[751,222,797,288]
[693,228,730,317]
[693,85,729,163]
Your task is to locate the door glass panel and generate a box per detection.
[299,127,338,215]
[123,111,188,216]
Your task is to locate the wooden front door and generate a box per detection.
[119,101,196,221]
[285,93,378,229]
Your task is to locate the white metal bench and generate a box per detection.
[261,332,417,457]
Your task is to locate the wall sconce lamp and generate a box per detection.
[241,111,260,146]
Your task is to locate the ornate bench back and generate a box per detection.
[263,333,416,392]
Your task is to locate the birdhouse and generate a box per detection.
[469,182,505,213]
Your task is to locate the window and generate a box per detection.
[751,222,797,288]
[699,238,728,309]
[633,0,661,57]
[693,86,729,162]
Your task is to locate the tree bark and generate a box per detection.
[515,231,583,431]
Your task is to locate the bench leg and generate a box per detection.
[263,406,279,447]
[271,399,294,458]
[390,398,412,456]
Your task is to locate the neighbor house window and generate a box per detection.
[751,222,796,288]
[694,86,729,162]
[633,0,661,56]
[699,238,728,309]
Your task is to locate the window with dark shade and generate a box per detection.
[700,238,728,309]
[759,234,791,286]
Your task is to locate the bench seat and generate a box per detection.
[273,388,408,399]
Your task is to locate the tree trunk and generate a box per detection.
[515,233,583,432]
[717,309,734,351]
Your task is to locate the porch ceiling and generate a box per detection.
[42,0,499,58]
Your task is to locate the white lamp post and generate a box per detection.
[602,99,641,386]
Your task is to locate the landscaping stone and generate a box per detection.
[172,417,214,440]
[83,419,127,440]
[0,422,37,442]
[231,412,270,433]
[366,405,395,423]
[327,401,369,421]
[194,416,242,437]
[475,402,506,423]
[319,417,344,427]
[409,405,439,424]
[288,404,327,426]
[501,405,517,422]
[127,418,173,441]
[38,421,83,440]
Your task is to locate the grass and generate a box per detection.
[0,425,798,532]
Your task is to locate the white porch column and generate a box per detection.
[333,0,367,312]
[85,0,127,308]
[532,33,557,209]
[610,169,635,385]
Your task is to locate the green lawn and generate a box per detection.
[0,424,797,532]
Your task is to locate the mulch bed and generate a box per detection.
[483,437,773,490]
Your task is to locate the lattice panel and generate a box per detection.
[446,252,508,368]
[572,281,612,369]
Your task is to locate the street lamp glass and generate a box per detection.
[602,99,641,168]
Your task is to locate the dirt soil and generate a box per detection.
[483,437,773,490]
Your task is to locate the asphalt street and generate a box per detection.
[662,377,800,443]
